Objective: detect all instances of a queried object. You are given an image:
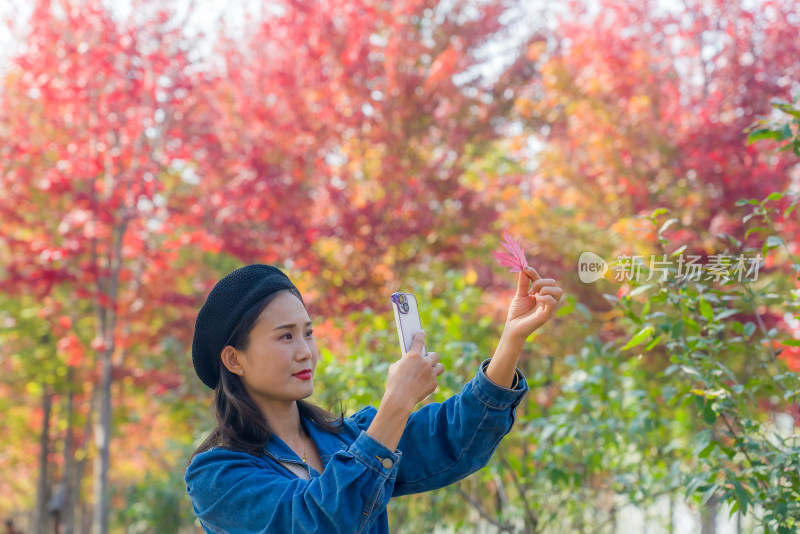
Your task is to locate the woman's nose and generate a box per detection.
[297,339,313,358]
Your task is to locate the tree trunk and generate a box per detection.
[573,488,584,534]
[72,391,93,534]
[609,502,617,534]
[701,493,719,534]
[62,368,76,534]
[34,385,52,534]
[668,494,674,534]
[91,347,113,534]
[90,216,126,534]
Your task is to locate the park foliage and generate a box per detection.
[0,0,798,532]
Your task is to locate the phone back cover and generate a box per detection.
[391,293,425,357]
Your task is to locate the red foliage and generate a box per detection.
[0,0,216,363]
[523,0,800,242]
[196,0,533,311]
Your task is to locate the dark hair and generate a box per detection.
[192,288,344,458]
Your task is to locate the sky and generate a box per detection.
[0,0,549,82]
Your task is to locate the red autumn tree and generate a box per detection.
[0,1,217,532]
[501,0,800,328]
[196,0,542,312]
[513,0,800,239]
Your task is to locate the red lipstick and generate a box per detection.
[293,370,312,380]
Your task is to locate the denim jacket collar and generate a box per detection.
[262,414,348,468]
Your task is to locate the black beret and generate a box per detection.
[192,264,299,389]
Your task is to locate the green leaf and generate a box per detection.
[733,479,749,515]
[694,393,705,410]
[765,192,784,203]
[720,233,742,248]
[658,218,679,235]
[555,297,575,318]
[671,244,688,256]
[765,235,784,249]
[743,322,756,339]
[644,336,661,351]
[699,299,714,321]
[698,441,716,458]
[650,207,669,218]
[671,320,683,339]
[681,365,702,378]
[548,467,567,485]
[684,316,700,334]
[703,402,717,424]
[745,227,768,239]
[685,472,711,498]
[621,325,654,351]
[728,501,740,518]
[782,339,800,347]
[713,309,739,321]
[700,484,719,506]
[747,128,784,144]
[774,102,800,118]
[540,424,557,442]
[628,284,655,298]
[785,200,797,218]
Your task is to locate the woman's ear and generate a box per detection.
[221,346,245,376]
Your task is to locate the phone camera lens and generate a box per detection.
[402,303,409,312]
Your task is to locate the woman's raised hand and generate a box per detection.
[503,266,563,343]
[385,331,444,411]
[367,331,445,452]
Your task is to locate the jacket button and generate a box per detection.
[381,458,393,469]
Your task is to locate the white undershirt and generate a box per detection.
[278,460,311,480]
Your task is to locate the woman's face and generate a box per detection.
[235,290,319,408]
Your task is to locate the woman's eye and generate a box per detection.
[306,330,314,337]
[281,333,292,340]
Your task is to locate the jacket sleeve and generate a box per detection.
[390,357,529,496]
[185,430,400,534]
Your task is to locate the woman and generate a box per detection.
[185,263,563,533]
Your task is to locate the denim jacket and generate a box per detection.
[185,358,529,534]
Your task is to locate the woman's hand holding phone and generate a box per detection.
[367,331,444,452]
[385,330,444,412]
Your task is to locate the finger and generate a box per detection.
[433,363,444,376]
[515,270,531,298]
[535,295,557,307]
[530,278,557,295]
[524,265,542,281]
[537,286,563,298]
[426,352,440,366]
[408,330,426,356]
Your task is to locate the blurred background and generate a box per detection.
[0,0,798,532]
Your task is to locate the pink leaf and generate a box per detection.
[492,231,529,272]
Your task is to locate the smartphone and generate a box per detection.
[390,292,426,357]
